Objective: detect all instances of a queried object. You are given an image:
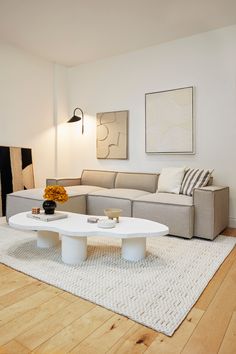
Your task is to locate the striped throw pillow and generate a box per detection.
[180,169,212,196]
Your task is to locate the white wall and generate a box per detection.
[66,25,236,226]
[0,43,57,187]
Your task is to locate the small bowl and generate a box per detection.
[104,208,122,222]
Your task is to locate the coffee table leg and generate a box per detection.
[122,237,146,261]
[37,231,60,248]
[61,235,87,264]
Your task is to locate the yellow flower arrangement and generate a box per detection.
[43,185,68,203]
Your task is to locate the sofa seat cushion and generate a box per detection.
[87,189,150,217]
[66,185,106,195]
[134,192,193,206]
[89,188,150,200]
[133,192,194,238]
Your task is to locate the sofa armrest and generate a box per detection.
[46,177,81,187]
[193,186,229,240]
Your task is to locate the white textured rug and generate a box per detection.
[0,220,235,336]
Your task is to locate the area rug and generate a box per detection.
[0,220,235,336]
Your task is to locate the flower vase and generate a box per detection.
[43,200,57,215]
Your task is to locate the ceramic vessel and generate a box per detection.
[42,200,57,214]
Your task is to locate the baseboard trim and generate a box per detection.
[229,217,236,228]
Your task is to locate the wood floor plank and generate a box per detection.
[195,247,236,311]
[0,281,46,308]
[218,311,236,354]
[145,307,204,354]
[0,264,16,276]
[109,324,157,354]
[0,340,30,354]
[0,286,62,327]
[222,228,236,237]
[0,295,69,346]
[59,291,80,303]
[17,298,95,350]
[33,306,113,354]
[181,256,236,354]
[0,273,36,297]
[70,314,135,353]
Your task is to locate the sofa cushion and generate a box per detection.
[67,185,105,195]
[135,192,193,206]
[89,188,150,200]
[133,201,194,238]
[115,172,158,193]
[180,168,213,196]
[158,167,186,194]
[87,189,150,217]
[81,169,117,188]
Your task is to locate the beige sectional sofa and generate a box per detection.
[6,169,229,240]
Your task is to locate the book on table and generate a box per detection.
[27,211,68,222]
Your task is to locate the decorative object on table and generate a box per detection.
[145,86,194,154]
[96,110,128,159]
[0,146,34,217]
[97,218,116,229]
[87,217,99,223]
[67,107,84,134]
[32,207,40,214]
[104,208,122,222]
[43,185,68,214]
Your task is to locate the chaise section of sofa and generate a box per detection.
[6,187,88,221]
[6,170,117,220]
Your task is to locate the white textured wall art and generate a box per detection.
[145,87,194,154]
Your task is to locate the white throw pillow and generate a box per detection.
[158,167,186,194]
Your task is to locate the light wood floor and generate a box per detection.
[0,229,236,354]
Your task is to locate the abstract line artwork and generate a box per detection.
[0,146,35,216]
[96,110,128,159]
[145,87,194,154]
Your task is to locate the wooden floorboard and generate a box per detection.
[0,230,235,353]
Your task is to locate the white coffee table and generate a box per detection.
[9,212,169,264]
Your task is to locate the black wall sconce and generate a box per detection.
[67,107,84,134]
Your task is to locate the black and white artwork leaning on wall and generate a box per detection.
[0,146,35,216]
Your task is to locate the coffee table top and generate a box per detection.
[9,212,169,239]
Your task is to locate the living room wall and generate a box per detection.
[0,43,58,187]
[66,25,236,227]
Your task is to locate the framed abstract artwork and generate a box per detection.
[0,146,35,216]
[145,86,194,154]
[96,110,128,159]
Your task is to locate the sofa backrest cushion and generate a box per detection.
[81,170,117,188]
[115,172,159,193]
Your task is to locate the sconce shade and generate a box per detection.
[67,107,84,133]
[67,115,81,123]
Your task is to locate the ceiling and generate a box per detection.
[0,0,236,66]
